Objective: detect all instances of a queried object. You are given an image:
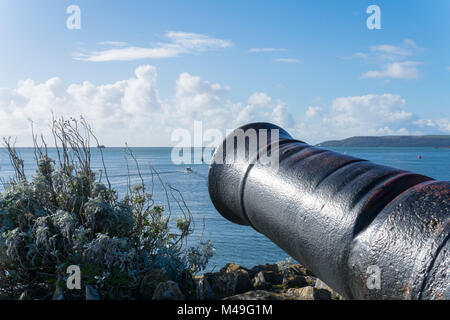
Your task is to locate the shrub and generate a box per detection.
[0,117,214,299]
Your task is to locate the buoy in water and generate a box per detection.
[418,155,422,159]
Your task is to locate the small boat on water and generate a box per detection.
[186,167,193,172]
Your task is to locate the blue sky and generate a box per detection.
[0,0,449,146]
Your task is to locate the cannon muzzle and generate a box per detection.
[208,122,449,300]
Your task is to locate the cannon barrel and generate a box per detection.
[208,122,449,300]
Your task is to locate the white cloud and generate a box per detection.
[271,101,295,128]
[248,48,287,53]
[97,41,129,47]
[369,39,421,61]
[294,94,425,143]
[275,58,300,63]
[75,31,233,62]
[305,106,323,118]
[414,118,450,132]
[248,92,272,106]
[351,39,424,80]
[433,119,450,132]
[352,52,368,59]
[0,66,447,147]
[403,39,419,49]
[0,66,293,147]
[361,61,422,80]
[330,94,412,124]
[339,52,369,60]
[174,72,229,122]
[370,44,412,57]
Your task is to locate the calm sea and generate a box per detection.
[1,147,449,272]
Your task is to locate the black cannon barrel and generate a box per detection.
[208,122,449,300]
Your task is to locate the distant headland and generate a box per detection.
[317,135,450,148]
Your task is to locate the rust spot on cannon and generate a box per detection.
[401,283,412,299]
[427,218,442,233]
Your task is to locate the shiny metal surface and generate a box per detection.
[208,122,449,300]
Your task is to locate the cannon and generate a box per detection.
[208,122,449,300]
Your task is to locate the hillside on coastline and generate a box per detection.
[317,135,450,148]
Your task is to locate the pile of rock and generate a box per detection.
[7,262,343,300]
[143,262,343,300]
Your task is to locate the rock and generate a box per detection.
[313,288,332,300]
[288,264,314,277]
[282,275,308,289]
[152,281,185,300]
[253,272,273,290]
[18,291,29,300]
[85,285,100,300]
[205,268,254,299]
[52,285,65,300]
[224,285,333,301]
[285,286,331,300]
[194,275,215,300]
[220,263,247,273]
[314,279,329,290]
[305,276,316,286]
[282,286,332,300]
[203,262,341,301]
[287,286,315,300]
[258,271,283,285]
[224,290,285,300]
[249,264,279,278]
[203,273,225,298]
[315,279,343,300]
[140,269,169,299]
[233,270,254,294]
[221,263,254,294]
[331,291,344,300]
[178,269,195,299]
